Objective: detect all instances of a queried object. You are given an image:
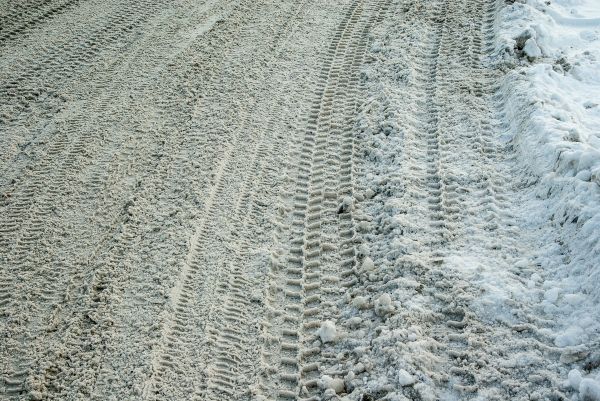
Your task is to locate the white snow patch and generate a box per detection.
[352,295,370,310]
[524,38,542,58]
[319,375,345,394]
[496,0,600,303]
[362,256,375,272]
[569,369,583,389]
[544,287,560,304]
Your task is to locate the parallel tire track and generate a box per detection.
[258,1,389,399]
[348,0,542,398]
[272,4,365,398]
[142,2,309,399]
[0,0,83,47]
[0,2,230,399]
[0,0,171,240]
[0,0,167,127]
[352,0,558,398]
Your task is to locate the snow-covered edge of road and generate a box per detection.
[495,0,600,397]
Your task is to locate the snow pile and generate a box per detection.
[495,0,600,295]
[495,0,600,397]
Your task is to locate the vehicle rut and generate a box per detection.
[258,1,390,399]
[0,0,83,46]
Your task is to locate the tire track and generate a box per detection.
[0,0,169,155]
[272,4,366,397]
[300,4,390,399]
[421,0,555,395]
[141,2,309,399]
[9,48,190,401]
[468,0,571,396]
[400,0,491,395]
[142,78,252,401]
[86,5,249,397]
[0,0,171,239]
[347,0,505,398]
[349,0,565,398]
[0,0,83,47]
[257,22,329,397]
[199,136,281,400]
[194,3,315,387]
[257,1,389,399]
[0,2,236,398]
[1,0,563,399]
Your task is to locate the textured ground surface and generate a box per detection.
[1,0,598,400]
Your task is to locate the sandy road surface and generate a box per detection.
[0,0,590,400]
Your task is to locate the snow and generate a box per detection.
[320,375,345,394]
[397,369,415,387]
[352,295,370,310]
[374,293,394,316]
[523,38,542,59]
[580,378,600,401]
[495,0,600,394]
[5,0,599,399]
[544,287,560,304]
[317,320,337,343]
[569,369,583,389]
[495,0,600,290]
[361,256,375,272]
[338,196,354,214]
[330,0,600,398]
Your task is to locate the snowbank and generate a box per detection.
[495,0,600,294]
[495,0,600,396]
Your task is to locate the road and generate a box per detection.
[0,0,575,400]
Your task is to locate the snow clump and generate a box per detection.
[374,293,394,316]
[397,369,416,386]
[317,320,337,343]
[580,378,600,401]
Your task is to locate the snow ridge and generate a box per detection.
[493,0,600,398]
